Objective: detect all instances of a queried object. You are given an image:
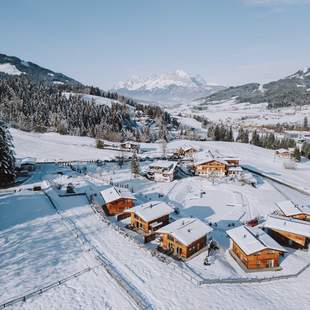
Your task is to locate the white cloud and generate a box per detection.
[242,0,310,5]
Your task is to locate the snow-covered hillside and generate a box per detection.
[0,63,23,76]
[171,98,310,127]
[113,69,224,105]
[0,53,80,85]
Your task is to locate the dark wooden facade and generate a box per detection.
[265,227,310,249]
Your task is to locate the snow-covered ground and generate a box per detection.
[168,99,310,127]
[11,128,310,191]
[3,129,310,309]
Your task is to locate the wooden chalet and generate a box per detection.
[174,145,198,158]
[147,161,177,182]
[120,141,140,152]
[100,186,135,216]
[227,225,286,271]
[263,215,310,249]
[193,158,227,177]
[275,148,293,159]
[157,218,213,259]
[276,200,310,222]
[125,201,174,234]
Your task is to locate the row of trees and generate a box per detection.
[207,124,234,142]
[0,76,176,142]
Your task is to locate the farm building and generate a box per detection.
[157,218,213,259]
[263,215,310,249]
[227,225,286,271]
[120,141,140,152]
[147,161,177,182]
[100,186,135,216]
[125,201,174,234]
[174,145,198,158]
[275,148,294,159]
[276,200,310,222]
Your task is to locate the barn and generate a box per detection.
[100,186,135,216]
[263,215,310,249]
[276,200,310,222]
[227,225,286,271]
[125,201,174,234]
[157,218,213,259]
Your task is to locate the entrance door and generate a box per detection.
[267,259,274,268]
[176,247,182,256]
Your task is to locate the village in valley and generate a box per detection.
[1,126,310,309]
[2,2,310,309]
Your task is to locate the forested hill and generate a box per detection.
[0,76,177,142]
[200,67,310,109]
[0,53,80,86]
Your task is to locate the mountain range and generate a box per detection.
[0,53,80,85]
[200,67,310,108]
[112,69,224,105]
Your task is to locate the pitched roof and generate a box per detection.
[227,225,286,255]
[100,186,134,204]
[276,200,305,217]
[125,201,174,222]
[149,161,177,170]
[157,218,213,246]
[263,215,310,238]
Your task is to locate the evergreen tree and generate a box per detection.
[304,116,308,129]
[251,130,261,146]
[131,151,140,177]
[293,147,301,162]
[0,120,15,186]
[301,142,310,159]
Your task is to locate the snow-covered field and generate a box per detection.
[2,128,310,309]
[169,99,310,127]
[11,128,310,191]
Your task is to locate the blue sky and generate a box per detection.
[1,0,310,88]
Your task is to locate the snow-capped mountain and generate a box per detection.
[0,53,80,85]
[113,69,224,105]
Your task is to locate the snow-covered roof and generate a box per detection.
[177,145,197,152]
[228,166,243,172]
[125,201,174,222]
[157,218,213,246]
[15,157,36,168]
[194,157,227,167]
[276,200,308,217]
[263,215,310,238]
[149,161,177,170]
[100,186,134,204]
[275,148,290,153]
[121,141,139,146]
[227,225,286,255]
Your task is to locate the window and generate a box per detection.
[168,234,174,241]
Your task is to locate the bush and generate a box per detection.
[96,139,104,149]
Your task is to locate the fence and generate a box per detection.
[44,188,152,310]
[0,265,101,309]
